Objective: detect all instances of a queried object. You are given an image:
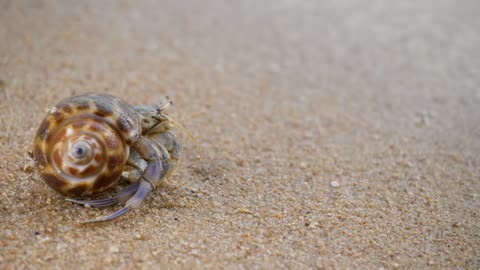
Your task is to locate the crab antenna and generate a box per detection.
[163,114,202,156]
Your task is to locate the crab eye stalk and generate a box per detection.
[157,96,172,111]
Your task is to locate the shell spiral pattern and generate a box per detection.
[34,93,142,197]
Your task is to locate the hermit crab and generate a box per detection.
[33,93,193,223]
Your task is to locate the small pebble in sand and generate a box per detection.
[238,208,253,215]
[133,230,145,240]
[109,245,119,253]
[22,164,34,173]
[299,162,309,169]
[330,181,340,187]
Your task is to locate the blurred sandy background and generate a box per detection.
[0,0,479,269]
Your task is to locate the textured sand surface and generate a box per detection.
[1,0,479,269]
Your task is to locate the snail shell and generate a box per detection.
[33,93,142,197]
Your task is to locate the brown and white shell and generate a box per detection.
[33,93,142,197]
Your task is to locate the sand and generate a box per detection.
[0,0,479,269]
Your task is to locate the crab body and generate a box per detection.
[33,93,181,223]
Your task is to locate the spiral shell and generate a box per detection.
[34,93,142,197]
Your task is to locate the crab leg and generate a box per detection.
[122,150,148,183]
[81,180,152,223]
[152,130,180,177]
[66,180,141,208]
[81,137,169,223]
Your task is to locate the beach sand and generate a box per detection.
[0,0,479,269]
